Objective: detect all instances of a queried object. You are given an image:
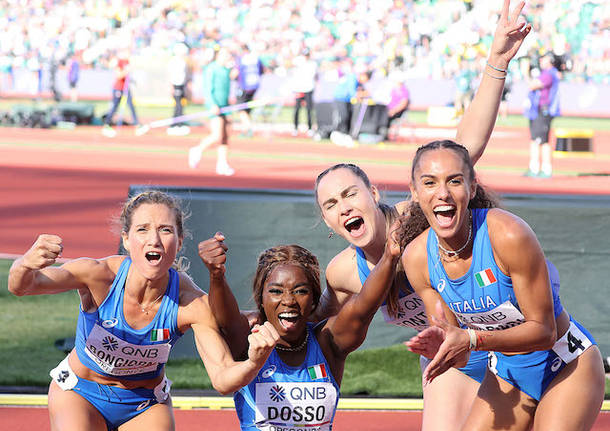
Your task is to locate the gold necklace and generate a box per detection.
[139,293,164,314]
[275,331,309,352]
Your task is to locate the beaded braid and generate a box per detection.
[252,245,321,321]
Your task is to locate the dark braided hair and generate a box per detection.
[398,140,501,250]
[252,245,321,322]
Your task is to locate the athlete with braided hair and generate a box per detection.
[198,230,401,430]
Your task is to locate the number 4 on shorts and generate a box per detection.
[567,331,585,353]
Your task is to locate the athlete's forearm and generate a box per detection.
[455,54,508,165]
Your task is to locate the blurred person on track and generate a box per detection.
[291,49,317,137]
[102,49,141,138]
[524,51,560,178]
[8,190,278,431]
[167,42,192,136]
[235,44,264,137]
[188,45,235,176]
[67,54,80,102]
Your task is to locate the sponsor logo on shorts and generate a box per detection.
[102,318,119,328]
[551,357,563,372]
[262,365,276,378]
[136,400,151,411]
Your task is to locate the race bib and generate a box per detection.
[381,292,428,332]
[254,382,337,431]
[456,300,525,331]
[85,324,171,376]
[552,321,593,364]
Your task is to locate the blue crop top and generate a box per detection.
[74,257,182,380]
[427,208,563,331]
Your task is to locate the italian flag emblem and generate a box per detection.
[475,268,497,287]
[308,363,327,380]
[150,328,170,341]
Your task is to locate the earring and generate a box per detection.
[328,230,334,239]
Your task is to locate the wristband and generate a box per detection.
[486,60,507,73]
[483,70,506,80]
[466,328,477,351]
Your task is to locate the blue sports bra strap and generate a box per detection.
[355,247,371,285]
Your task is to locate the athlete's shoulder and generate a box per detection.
[325,246,360,295]
[62,255,122,283]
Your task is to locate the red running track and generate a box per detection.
[1,125,609,259]
[2,406,610,431]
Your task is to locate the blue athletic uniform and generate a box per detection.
[234,323,340,430]
[356,247,488,383]
[50,257,181,429]
[427,208,596,400]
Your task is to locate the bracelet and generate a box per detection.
[486,60,507,73]
[466,328,477,351]
[483,70,506,80]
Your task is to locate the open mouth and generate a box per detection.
[278,312,300,330]
[145,251,162,263]
[433,205,456,228]
[344,216,365,238]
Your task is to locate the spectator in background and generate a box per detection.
[454,58,477,116]
[524,52,560,178]
[235,44,264,137]
[354,67,373,103]
[332,58,358,135]
[291,49,317,137]
[188,45,234,176]
[385,71,410,140]
[67,54,80,102]
[48,51,62,103]
[167,42,191,136]
[329,58,358,148]
[102,49,140,138]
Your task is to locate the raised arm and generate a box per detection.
[456,0,532,164]
[198,232,250,359]
[186,290,278,395]
[9,234,93,296]
[326,222,402,354]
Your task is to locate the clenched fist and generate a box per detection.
[22,234,63,270]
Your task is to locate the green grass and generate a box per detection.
[1,259,609,398]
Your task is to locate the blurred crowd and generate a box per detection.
[0,0,608,98]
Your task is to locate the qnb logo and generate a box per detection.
[102,318,119,328]
[269,384,286,402]
[102,336,119,351]
[436,279,446,293]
